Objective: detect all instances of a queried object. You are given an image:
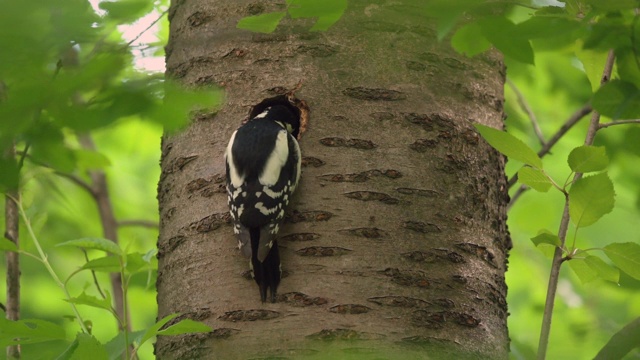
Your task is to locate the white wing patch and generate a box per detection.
[225,130,245,188]
[259,130,289,186]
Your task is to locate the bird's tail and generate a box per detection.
[250,227,281,303]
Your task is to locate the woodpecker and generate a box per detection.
[224,96,301,303]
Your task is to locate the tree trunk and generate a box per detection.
[157,1,510,359]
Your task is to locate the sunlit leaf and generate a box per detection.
[81,256,121,273]
[137,313,180,348]
[99,0,153,24]
[531,231,562,247]
[104,330,145,360]
[73,149,112,170]
[575,49,609,92]
[474,124,542,168]
[568,257,598,284]
[584,255,619,283]
[57,237,122,255]
[237,12,286,34]
[287,0,347,31]
[157,319,212,336]
[451,22,491,57]
[518,167,552,192]
[567,145,608,173]
[65,291,113,312]
[569,172,615,228]
[604,242,640,280]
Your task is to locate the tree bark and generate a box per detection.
[157,1,510,359]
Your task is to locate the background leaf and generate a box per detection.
[568,145,609,173]
[518,167,553,192]
[604,242,640,280]
[57,238,122,255]
[593,80,640,120]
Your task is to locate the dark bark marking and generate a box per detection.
[329,304,371,314]
[443,57,468,70]
[455,243,497,268]
[219,309,280,322]
[319,137,377,149]
[367,296,430,308]
[185,213,231,233]
[295,246,351,257]
[339,227,388,238]
[402,249,465,264]
[404,112,456,131]
[462,128,480,145]
[187,11,213,27]
[267,86,288,95]
[406,61,427,71]
[403,221,441,233]
[221,48,247,59]
[401,335,459,347]
[343,87,406,101]
[279,233,320,242]
[211,328,240,339]
[165,308,213,328]
[163,155,198,175]
[186,174,226,197]
[301,156,325,167]
[409,139,438,152]
[396,187,439,197]
[296,44,337,57]
[318,169,402,183]
[369,112,395,121]
[251,33,288,42]
[246,3,265,15]
[285,210,333,223]
[380,268,431,288]
[278,292,328,306]
[154,332,214,360]
[344,191,399,204]
[158,235,187,258]
[307,328,383,341]
[412,310,480,329]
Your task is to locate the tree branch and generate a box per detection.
[537,49,616,360]
[507,77,546,146]
[598,119,640,130]
[4,143,21,359]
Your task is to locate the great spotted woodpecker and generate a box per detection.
[224,96,301,303]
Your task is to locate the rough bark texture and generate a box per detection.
[157,1,510,359]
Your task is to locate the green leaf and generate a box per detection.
[568,257,598,284]
[604,242,640,280]
[518,167,552,192]
[0,318,66,346]
[584,255,619,283]
[69,333,108,360]
[57,237,122,255]
[137,313,180,348]
[593,80,640,120]
[531,231,562,247]
[104,330,145,360]
[478,16,534,64]
[287,0,347,31]
[99,0,153,24]
[575,49,609,92]
[157,319,212,336]
[474,124,542,168]
[451,22,492,57]
[81,256,121,273]
[569,172,615,228]
[66,291,113,312]
[237,12,286,33]
[0,238,18,252]
[568,145,609,173]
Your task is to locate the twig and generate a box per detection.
[53,171,97,197]
[126,10,168,47]
[4,143,21,359]
[598,119,640,130]
[508,104,592,189]
[537,49,616,360]
[507,185,527,211]
[117,220,159,229]
[507,78,546,146]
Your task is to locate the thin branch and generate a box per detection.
[508,104,593,189]
[598,119,640,130]
[53,170,97,197]
[117,220,159,229]
[507,185,527,211]
[126,10,168,47]
[537,49,616,360]
[507,78,546,146]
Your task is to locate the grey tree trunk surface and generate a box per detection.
[157,1,510,359]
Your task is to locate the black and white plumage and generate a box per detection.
[224,99,301,303]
